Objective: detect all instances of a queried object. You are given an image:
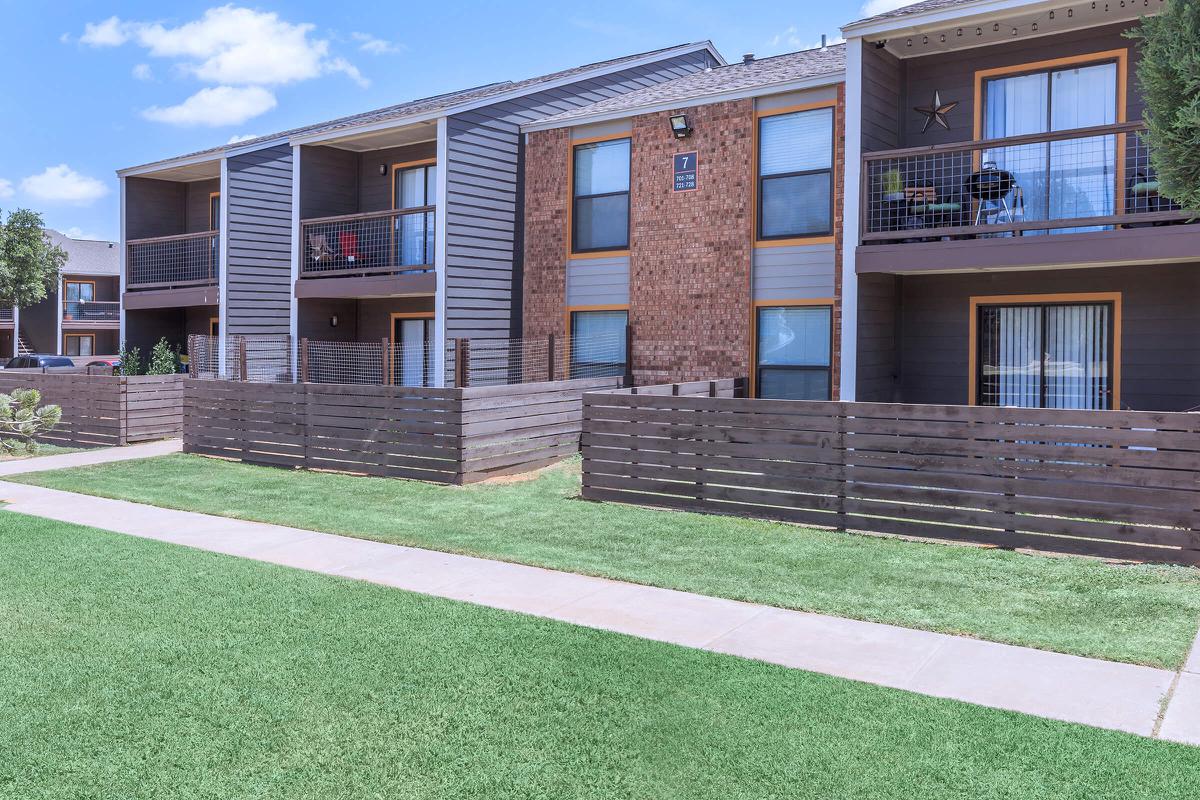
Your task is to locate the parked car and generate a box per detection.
[3,355,76,370]
[86,358,121,374]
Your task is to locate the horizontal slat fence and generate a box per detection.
[0,370,184,447]
[582,381,1200,565]
[184,376,621,484]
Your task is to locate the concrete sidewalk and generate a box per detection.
[0,454,1196,744]
[0,438,181,477]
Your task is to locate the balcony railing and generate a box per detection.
[126,230,219,290]
[300,207,435,278]
[62,300,120,324]
[0,307,12,324]
[861,121,1190,245]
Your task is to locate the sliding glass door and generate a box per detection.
[977,301,1113,409]
[982,61,1117,231]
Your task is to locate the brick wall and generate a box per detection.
[522,89,844,393]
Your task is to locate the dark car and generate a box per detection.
[4,355,76,370]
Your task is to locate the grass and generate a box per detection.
[14,453,1200,670]
[0,442,78,461]
[2,510,1197,799]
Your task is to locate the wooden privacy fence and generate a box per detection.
[0,370,184,447]
[184,376,622,484]
[582,381,1200,565]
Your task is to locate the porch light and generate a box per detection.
[330,315,339,328]
[669,114,693,139]
[378,164,388,176]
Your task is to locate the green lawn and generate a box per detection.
[0,442,78,461]
[14,454,1200,669]
[1,511,1196,799]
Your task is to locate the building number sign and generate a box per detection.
[673,151,698,192]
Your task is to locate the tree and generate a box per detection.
[1129,1,1200,211]
[0,209,67,309]
[147,337,179,375]
[116,343,141,376]
[0,388,62,455]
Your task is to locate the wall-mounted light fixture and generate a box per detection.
[669,114,693,139]
[378,164,388,177]
[330,315,339,328]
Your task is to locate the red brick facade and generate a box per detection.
[523,88,844,394]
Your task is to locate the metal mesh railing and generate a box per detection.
[62,300,120,323]
[862,121,1187,244]
[128,231,219,288]
[189,330,634,388]
[0,307,12,323]
[301,208,435,277]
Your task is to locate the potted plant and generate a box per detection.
[881,169,905,201]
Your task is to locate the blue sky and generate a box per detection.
[1,1,899,242]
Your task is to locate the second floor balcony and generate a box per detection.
[296,206,436,299]
[857,122,1195,272]
[126,230,220,291]
[62,300,120,325]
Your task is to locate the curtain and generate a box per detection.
[1048,64,1116,228]
[397,319,428,387]
[759,108,833,237]
[571,310,627,376]
[756,306,832,400]
[1044,304,1109,409]
[984,73,1049,225]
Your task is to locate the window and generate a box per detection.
[64,334,94,357]
[570,309,628,378]
[392,162,437,267]
[982,60,1118,231]
[391,314,433,387]
[758,107,834,239]
[976,300,1113,409]
[209,192,221,230]
[63,280,95,321]
[209,318,219,336]
[755,305,832,400]
[572,138,630,253]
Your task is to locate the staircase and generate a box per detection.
[16,331,33,356]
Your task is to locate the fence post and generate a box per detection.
[381,338,390,386]
[455,338,470,388]
[238,338,248,382]
[547,333,556,382]
[623,324,635,388]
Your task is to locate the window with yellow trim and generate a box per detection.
[758,108,834,239]
[64,334,94,357]
[755,305,832,399]
[572,139,630,253]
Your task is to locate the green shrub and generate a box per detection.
[0,388,62,455]
[147,338,178,376]
[115,343,141,377]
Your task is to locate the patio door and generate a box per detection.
[982,60,1117,231]
[976,300,1113,409]
[392,162,437,268]
[392,315,433,387]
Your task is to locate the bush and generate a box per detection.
[116,343,141,377]
[147,338,179,376]
[0,388,62,455]
[1129,2,1200,210]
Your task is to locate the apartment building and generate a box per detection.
[118,43,725,383]
[841,0,1196,411]
[521,45,847,398]
[2,230,119,361]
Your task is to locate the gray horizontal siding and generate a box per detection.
[753,244,837,301]
[444,48,719,341]
[566,256,629,306]
[226,144,293,337]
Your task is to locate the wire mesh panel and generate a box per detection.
[862,122,1187,244]
[187,335,221,379]
[188,334,293,382]
[300,208,435,277]
[127,232,219,288]
[304,339,387,385]
[62,300,120,323]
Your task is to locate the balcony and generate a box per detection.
[0,308,12,326]
[126,231,219,290]
[62,300,120,327]
[857,122,1196,274]
[296,207,436,299]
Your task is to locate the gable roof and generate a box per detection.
[45,230,119,276]
[120,41,723,176]
[847,0,983,29]
[524,44,845,131]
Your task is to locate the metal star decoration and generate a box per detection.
[914,91,959,133]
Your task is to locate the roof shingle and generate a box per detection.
[45,230,119,277]
[847,0,983,29]
[526,44,845,128]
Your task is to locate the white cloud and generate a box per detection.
[766,26,844,53]
[132,63,153,81]
[226,133,260,144]
[80,15,129,46]
[63,227,104,241]
[142,85,277,127]
[352,32,402,55]
[80,6,365,86]
[0,179,13,199]
[20,165,109,205]
[860,0,914,17]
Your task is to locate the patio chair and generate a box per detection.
[308,233,335,265]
